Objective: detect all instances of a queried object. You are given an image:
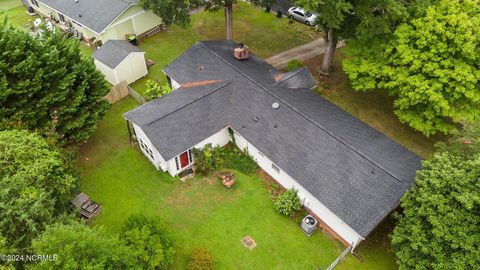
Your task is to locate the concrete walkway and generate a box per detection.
[266,38,344,69]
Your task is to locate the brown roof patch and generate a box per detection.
[274,73,285,82]
[181,80,222,88]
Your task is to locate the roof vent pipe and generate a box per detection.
[272,102,280,110]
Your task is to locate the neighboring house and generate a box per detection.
[123,41,422,250]
[93,40,147,85]
[28,0,162,42]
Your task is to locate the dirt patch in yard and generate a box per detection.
[242,236,257,250]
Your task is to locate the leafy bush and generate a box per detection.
[187,247,215,270]
[144,79,172,101]
[193,144,220,175]
[274,188,301,217]
[223,147,258,174]
[193,144,258,175]
[119,214,175,270]
[284,59,304,72]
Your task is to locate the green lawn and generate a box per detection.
[79,98,344,269]
[0,2,37,30]
[131,2,320,95]
[0,0,21,10]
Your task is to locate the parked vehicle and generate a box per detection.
[287,7,318,25]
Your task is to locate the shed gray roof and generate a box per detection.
[93,40,144,69]
[124,41,422,238]
[38,0,138,33]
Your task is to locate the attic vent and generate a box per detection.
[233,43,249,60]
[272,102,280,110]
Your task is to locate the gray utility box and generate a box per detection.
[301,215,318,236]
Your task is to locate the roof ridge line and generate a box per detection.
[198,42,403,183]
[146,80,233,127]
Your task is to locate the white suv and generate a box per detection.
[287,7,318,26]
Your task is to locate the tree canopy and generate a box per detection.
[140,0,192,27]
[344,0,480,135]
[0,130,77,251]
[119,214,175,270]
[31,222,138,270]
[0,22,110,143]
[392,152,480,269]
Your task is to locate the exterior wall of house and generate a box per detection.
[132,123,169,171]
[94,53,147,85]
[232,129,364,248]
[165,127,230,176]
[115,53,148,85]
[94,59,118,85]
[131,10,163,34]
[31,3,161,42]
[133,123,364,248]
[169,76,182,90]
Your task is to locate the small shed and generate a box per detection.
[93,40,147,85]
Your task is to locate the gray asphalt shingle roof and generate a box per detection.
[93,40,144,69]
[273,67,317,89]
[38,0,138,33]
[124,40,422,238]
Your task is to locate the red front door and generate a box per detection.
[179,151,189,168]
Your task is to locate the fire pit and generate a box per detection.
[218,171,236,188]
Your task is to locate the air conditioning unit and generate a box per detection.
[301,214,318,236]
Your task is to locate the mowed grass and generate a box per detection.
[79,98,343,269]
[304,48,444,158]
[131,2,320,95]
[0,0,21,10]
[0,2,37,29]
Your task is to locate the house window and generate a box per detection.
[138,139,154,160]
[58,13,65,23]
[188,149,193,163]
[272,163,280,174]
[30,0,39,7]
[175,157,180,170]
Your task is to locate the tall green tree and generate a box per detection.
[140,0,192,27]
[31,222,138,270]
[296,0,416,76]
[295,0,352,76]
[204,0,236,40]
[0,22,110,143]
[392,152,480,269]
[0,130,77,251]
[344,0,480,135]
